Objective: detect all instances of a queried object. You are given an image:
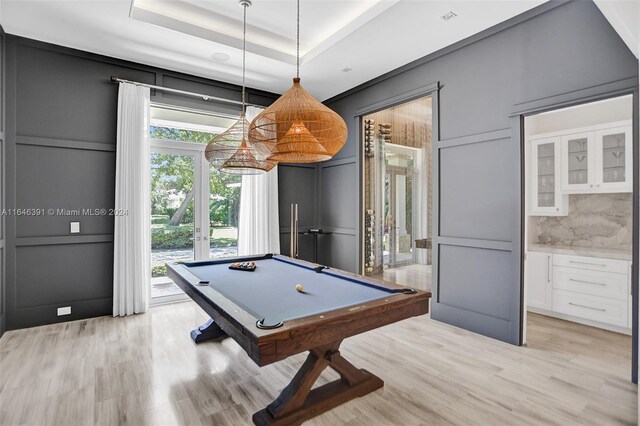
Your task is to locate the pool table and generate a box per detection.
[167,253,431,425]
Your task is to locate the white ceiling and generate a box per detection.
[594,0,639,59]
[1,0,547,100]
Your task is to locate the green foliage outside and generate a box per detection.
[149,125,242,238]
[152,263,168,279]
[151,223,238,250]
[152,224,193,249]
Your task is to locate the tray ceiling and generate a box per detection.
[1,0,545,100]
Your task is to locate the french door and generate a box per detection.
[150,142,211,302]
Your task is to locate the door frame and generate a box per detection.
[354,82,440,275]
[512,78,639,383]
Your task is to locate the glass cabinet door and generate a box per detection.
[595,126,632,192]
[561,132,593,192]
[531,137,566,215]
[536,142,555,208]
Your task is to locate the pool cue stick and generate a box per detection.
[290,203,299,258]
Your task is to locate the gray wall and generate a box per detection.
[278,164,317,261]
[321,0,639,344]
[0,27,6,336]
[3,36,278,331]
[276,159,357,267]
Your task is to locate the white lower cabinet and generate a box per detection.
[527,251,631,332]
[553,266,627,300]
[552,290,628,328]
[526,252,552,310]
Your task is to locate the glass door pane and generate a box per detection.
[394,172,413,264]
[601,132,626,183]
[384,150,416,268]
[537,142,555,207]
[383,169,392,266]
[151,152,195,298]
[209,168,241,259]
[567,137,589,185]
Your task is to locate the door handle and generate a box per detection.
[569,278,606,286]
[569,260,606,267]
[547,255,551,283]
[569,302,605,312]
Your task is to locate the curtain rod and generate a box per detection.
[109,76,263,108]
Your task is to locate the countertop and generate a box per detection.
[528,244,632,261]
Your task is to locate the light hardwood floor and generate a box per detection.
[0,304,636,426]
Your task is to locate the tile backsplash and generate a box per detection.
[533,193,632,250]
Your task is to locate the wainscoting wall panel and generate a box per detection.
[439,136,512,242]
[3,36,278,331]
[15,242,114,309]
[319,159,358,231]
[15,144,115,238]
[437,244,512,320]
[319,232,357,273]
[15,44,156,143]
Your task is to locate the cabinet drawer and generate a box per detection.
[553,267,628,300]
[552,289,627,327]
[553,254,627,274]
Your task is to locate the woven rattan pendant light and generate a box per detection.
[204,0,275,174]
[248,0,347,163]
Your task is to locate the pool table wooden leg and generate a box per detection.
[190,318,227,343]
[252,340,384,426]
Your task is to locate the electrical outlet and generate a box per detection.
[57,306,71,316]
[70,222,80,234]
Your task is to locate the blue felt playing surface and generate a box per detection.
[184,257,395,326]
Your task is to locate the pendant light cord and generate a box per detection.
[242,2,247,114]
[296,0,300,79]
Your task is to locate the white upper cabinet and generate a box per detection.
[530,121,632,215]
[530,137,568,216]
[594,125,632,193]
[561,131,594,193]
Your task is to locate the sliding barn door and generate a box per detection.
[431,105,522,345]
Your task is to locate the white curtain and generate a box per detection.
[237,106,281,255]
[113,83,151,316]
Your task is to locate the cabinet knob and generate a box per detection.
[590,184,593,188]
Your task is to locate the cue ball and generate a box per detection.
[296,284,304,292]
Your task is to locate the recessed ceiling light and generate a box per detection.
[342,67,353,73]
[211,52,230,62]
[441,11,457,21]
